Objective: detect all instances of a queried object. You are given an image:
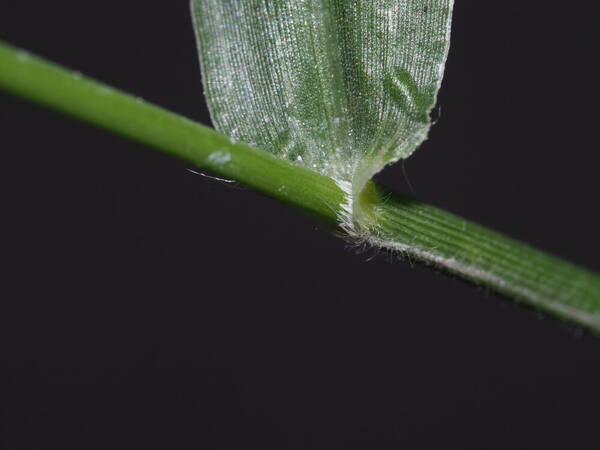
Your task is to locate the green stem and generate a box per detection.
[1,40,599,332]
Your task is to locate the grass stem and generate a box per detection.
[1,40,598,332]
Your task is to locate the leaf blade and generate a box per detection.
[192,0,453,197]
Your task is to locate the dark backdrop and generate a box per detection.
[1,1,599,449]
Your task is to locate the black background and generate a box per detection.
[1,1,599,449]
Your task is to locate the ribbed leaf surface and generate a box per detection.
[192,0,453,201]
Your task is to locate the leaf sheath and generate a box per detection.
[1,41,598,332]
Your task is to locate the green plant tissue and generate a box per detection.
[191,0,453,222]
